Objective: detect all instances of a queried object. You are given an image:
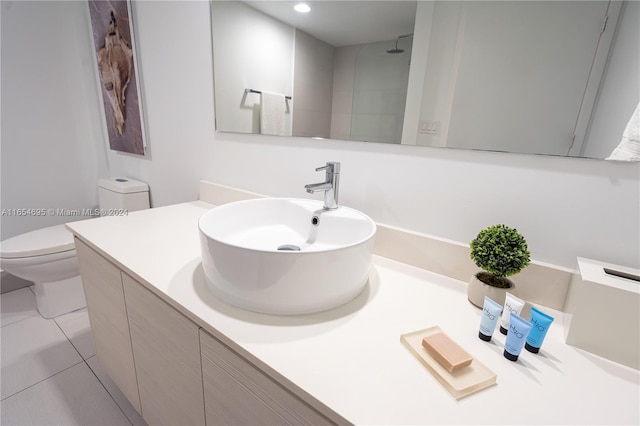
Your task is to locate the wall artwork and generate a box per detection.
[89,0,145,156]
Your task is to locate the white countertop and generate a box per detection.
[67,201,640,425]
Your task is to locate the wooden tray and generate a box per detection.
[400,326,497,399]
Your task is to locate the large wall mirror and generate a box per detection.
[211,1,639,161]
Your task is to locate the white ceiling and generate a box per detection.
[242,1,417,47]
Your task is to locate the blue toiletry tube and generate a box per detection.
[479,296,502,341]
[525,306,554,353]
[503,312,532,361]
[499,292,525,335]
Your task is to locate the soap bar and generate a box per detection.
[422,332,473,373]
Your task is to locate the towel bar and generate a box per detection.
[245,88,291,100]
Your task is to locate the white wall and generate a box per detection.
[210,1,293,135]
[0,1,107,240]
[330,45,359,141]
[103,1,215,209]
[292,30,334,139]
[3,1,638,272]
[206,133,640,270]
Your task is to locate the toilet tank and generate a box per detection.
[98,177,150,214]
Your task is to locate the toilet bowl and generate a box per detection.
[0,177,150,318]
[0,225,84,318]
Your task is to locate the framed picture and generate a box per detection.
[88,0,146,156]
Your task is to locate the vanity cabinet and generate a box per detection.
[123,274,205,425]
[200,330,333,425]
[74,238,141,414]
[76,239,205,425]
[75,237,339,426]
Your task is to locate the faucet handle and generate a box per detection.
[315,161,341,173]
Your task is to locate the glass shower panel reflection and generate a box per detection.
[350,39,412,144]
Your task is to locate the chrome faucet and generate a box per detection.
[305,162,340,210]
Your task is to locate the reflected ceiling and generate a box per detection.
[243,1,417,46]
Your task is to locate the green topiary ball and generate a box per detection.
[470,224,530,278]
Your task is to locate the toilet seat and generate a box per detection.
[0,224,75,259]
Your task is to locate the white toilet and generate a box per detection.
[0,177,150,318]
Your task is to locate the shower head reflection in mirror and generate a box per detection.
[386,33,413,54]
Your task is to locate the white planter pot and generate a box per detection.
[467,273,515,308]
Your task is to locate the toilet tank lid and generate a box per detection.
[0,224,74,259]
[98,177,149,193]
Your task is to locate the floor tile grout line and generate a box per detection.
[2,356,136,425]
[2,307,86,402]
[0,311,40,328]
[0,286,40,329]
[53,313,87,361]
[53,311,136,426]
[1,288,136,424]
[0,358,86,402]
[84,357,136,426]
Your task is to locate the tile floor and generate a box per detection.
[1,287,147,426]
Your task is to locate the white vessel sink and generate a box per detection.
[198,198,376,315]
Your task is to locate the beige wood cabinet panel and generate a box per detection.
[123,274,205,426]
[74,238,141,413]
[200,329,334,426]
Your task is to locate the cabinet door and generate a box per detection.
[123,274,205,426]
[200,330,334,426]
[74,238,141,413]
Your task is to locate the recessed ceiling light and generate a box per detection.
[294,3,311,13]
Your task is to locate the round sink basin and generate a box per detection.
[198,198,376,315]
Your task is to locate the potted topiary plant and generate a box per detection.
[467,224,531,308]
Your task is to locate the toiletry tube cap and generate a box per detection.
[499,326,508,335]
[503,350,519,361]
[478,331,491,342]
[525,342,540,353]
